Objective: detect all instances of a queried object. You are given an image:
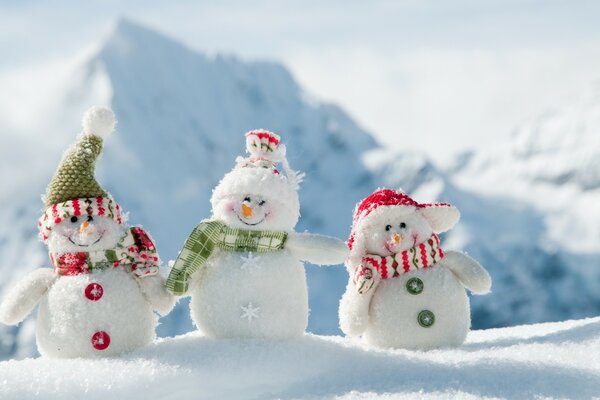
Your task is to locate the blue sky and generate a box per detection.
[2,0,600,162]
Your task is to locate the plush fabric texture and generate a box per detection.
[339,188,491,350]
[50,227,159,278]
[354,234,444,293]
[245,129,280,155]
[38,196,123,243]
[187,130,346,340]
[0,106,175,359]
[167,220,288,295]
[211,129,302,229]
[40,106,121,241]
[348,189,458,251]
[44,134,107,207]
[36,268,157,358]
[211,166,301,226]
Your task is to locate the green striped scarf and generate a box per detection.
[166,220,288,295]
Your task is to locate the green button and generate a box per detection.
[406,277,424,295]
[418,310,435,328]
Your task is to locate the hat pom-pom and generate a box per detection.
[82,106,116,138]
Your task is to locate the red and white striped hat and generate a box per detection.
[347,188,459,252]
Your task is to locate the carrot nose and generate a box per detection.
[241,203,253,218]
[79,220,90,234]
[392,233,402,244]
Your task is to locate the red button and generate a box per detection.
[84,283,103,301]
[91,331,110,350]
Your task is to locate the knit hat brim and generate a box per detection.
[38,196,124,243]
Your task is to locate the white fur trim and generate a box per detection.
[418,205,460,233]
[82,106,116,138]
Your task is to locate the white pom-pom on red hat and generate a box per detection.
[82,106,116,138]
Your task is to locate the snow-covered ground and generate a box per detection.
[1,317,599,400]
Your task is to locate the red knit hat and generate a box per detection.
[348,188,459,251]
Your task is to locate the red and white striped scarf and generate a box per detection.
[353,234,444,292]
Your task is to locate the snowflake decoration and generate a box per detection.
[240,252,262,271]
[89,285,101,298]
[240,302,260,323]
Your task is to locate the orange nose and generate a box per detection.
[79,220,90,234]
[392,233,402,244]
[241,203,253,218]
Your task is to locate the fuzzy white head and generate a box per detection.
[211,130,301,232]
[47,215,126,254]
[212,189,298,231]
[363,209,433,256]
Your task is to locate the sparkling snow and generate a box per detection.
[1,317,599,399]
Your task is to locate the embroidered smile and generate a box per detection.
[67,231,105,247]
[235,212,268,226]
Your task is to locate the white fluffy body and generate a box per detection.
[36,267,157,358]
[82,106,116,138]
[188,148,348,339]
[339,203,491,350]
[190,250,309,338]
[0,215,175,358]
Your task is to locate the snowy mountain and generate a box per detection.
[2,316,599,399]
[1,18,600,360]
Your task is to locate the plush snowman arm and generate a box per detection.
[285,232,349,266]
[443,250,492,294]
[339,278,374,337]
[137,275,177,316]
[0,268,56,325]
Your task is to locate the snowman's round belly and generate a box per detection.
[37,268,156,358]
[365,266,470,349]
[190,251,308,339]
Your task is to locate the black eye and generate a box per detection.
[87,216,94,222]
[258,200,266,206]
[70,216,78,223]
[244,196,251,203]
[400,222,407,229]
[385,225,392,231]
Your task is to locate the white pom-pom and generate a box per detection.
[82,106,116,138]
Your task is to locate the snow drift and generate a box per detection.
[1,317,599,399]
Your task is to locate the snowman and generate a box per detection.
[166,130,348,339]
[339,188,491,349]
[0,107,175,358]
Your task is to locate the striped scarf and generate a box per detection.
[166,220,288,295]
[50,227,159,278]
[353,234,443,294]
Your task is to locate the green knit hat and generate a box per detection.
[44,106,116,207]
[38,107,125,243]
